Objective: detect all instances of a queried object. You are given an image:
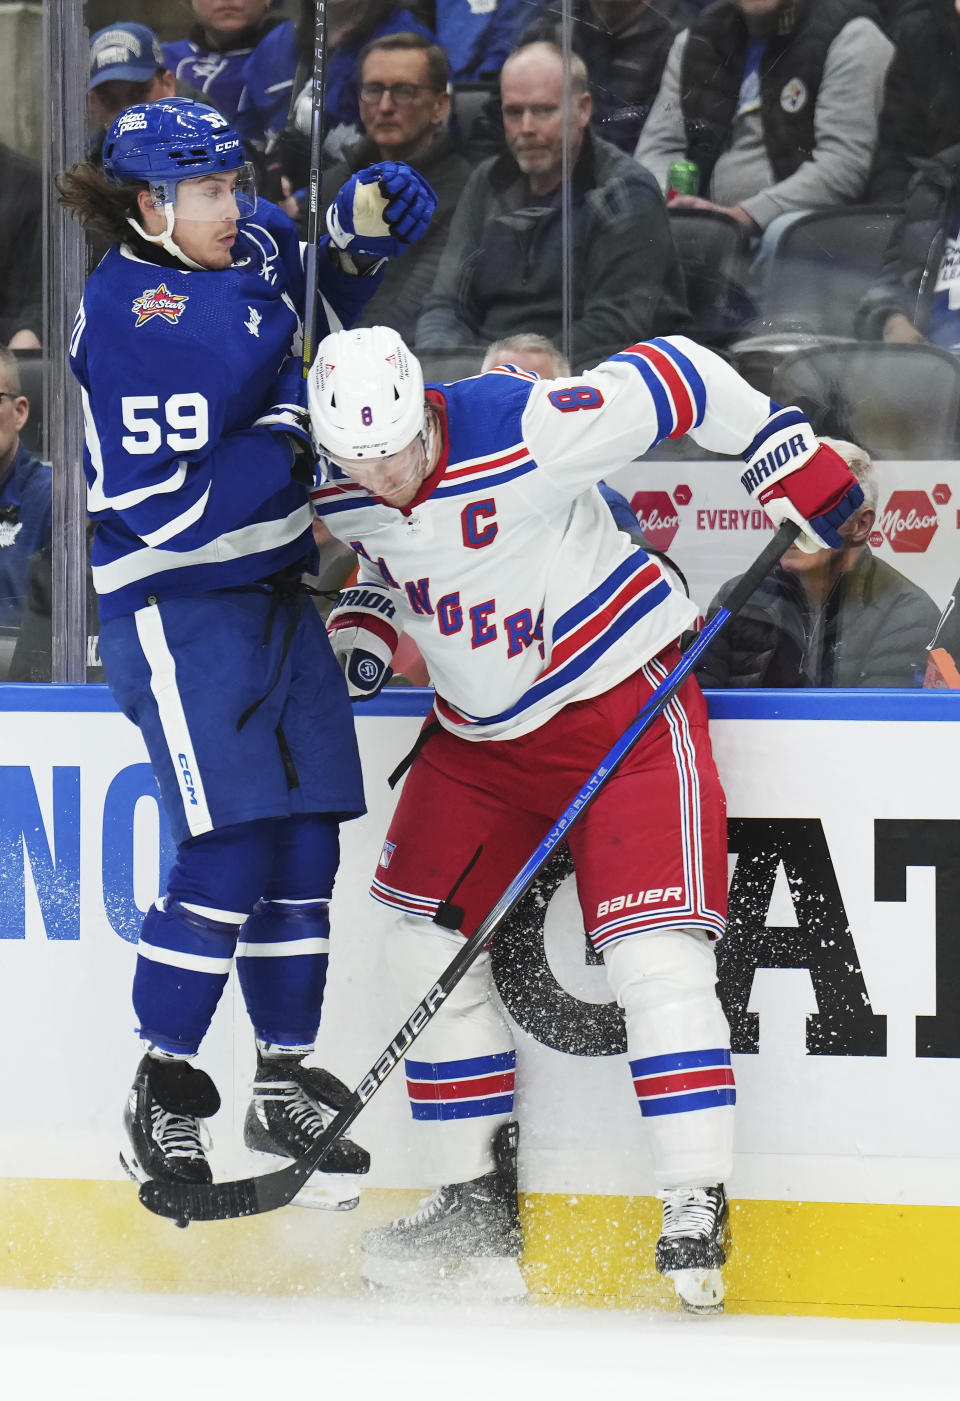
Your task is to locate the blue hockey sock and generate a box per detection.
[133,900,242,1056]
[236,898,331,1047]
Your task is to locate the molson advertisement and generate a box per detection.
[607,460,960,617]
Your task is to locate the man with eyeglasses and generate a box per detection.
[415,39,689,371]
[317,34,472,343]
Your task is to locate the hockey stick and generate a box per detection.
[139,520,800,1225]
[300,0,328,378]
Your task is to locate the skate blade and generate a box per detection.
[361,1251,527,1301]
[119,1149,147,1186]
[248,1150,360,1211]
[291,1175,359,1211]
[669,1267,725,1315]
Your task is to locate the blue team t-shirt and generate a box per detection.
[926,212,960,353]
[0,443,51,626]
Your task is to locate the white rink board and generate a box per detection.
[0,688,957,1211]
[605,458,960,616]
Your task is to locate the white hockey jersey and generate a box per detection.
[313,335,779,742]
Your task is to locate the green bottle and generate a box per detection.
[667,160,700,200]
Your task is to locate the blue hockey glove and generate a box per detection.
[326,162,438,259]
[375,161,437,242]
[254,370,316,482]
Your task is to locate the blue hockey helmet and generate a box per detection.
[102,97,246,189]
[103,98,256,268]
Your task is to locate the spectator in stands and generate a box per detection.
[0,145,42,349]
[867,0,960,205]
[236,0,433,164]
[634,0,893,239]
[521,0,700,153]
[315,34,471,342]
[697,439,940,689]
[481,330,570,378]
[415,40,689,371]
[436,0,529,84]
[856,143,960,350]
[88,24,178,152]
[163,0,284,120]
[0,348,51,632]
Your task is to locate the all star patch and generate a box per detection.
[131,284,189,328]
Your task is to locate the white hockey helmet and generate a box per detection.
[308,326,426,469]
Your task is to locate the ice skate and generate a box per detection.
[362,1122,526,1299]
[243,1049,370,1210]
[120,1052,220,1186]
[656,1184,729,1314]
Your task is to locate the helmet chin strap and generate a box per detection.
[126,204,205,272]
[423,409,440,474]
[396,414,438,499]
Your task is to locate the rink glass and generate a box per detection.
[8,1,951,686]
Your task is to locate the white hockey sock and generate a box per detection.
[390,916,517,1186]
[605,929,735,1189]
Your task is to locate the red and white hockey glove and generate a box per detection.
[327,584,399,701]
[740,407,864,552]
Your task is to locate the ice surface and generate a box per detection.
[1,1290,957,1401]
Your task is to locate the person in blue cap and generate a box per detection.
[88,23,179,154]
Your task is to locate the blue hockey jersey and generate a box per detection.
[164,37,259,120]
[163,15,287,120]
[70,200,380,620]
[436,0,527,83]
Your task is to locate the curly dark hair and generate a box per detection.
[55,161,147,243]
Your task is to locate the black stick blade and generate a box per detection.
[137,1147,325,1222]
[139,1174,266,1223]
